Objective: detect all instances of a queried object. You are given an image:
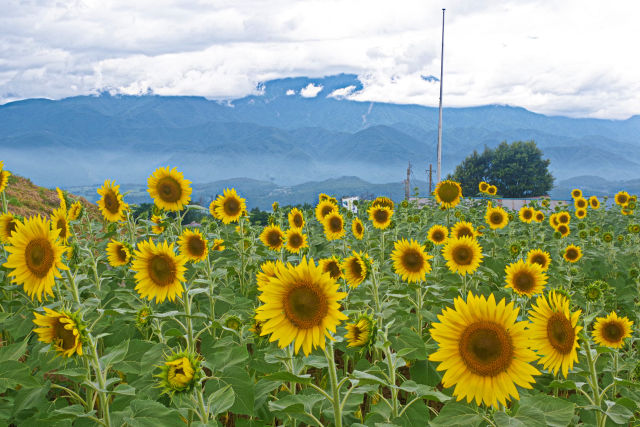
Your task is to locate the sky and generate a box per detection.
[1,0,639,119]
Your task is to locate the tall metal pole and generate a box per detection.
[436,8,445,183]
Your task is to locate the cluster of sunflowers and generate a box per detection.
[1,163,639,427]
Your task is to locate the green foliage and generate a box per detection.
[449,140,554,198]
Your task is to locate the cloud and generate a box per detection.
[285,89,295,96]
[300,83,323,98]
[0,0,639,118]
[328,85,356,99]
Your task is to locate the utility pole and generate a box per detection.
[404,161,412,200]
[427,164,433,195]
[436,8,445,183]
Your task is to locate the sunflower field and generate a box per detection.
[1,163,640,426]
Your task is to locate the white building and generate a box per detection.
[341,196,359,213]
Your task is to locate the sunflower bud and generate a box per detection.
[577,222,586,230]
[579,230,588,239]
[602,232,613,242]
[136,306,153,330]
[224,315,242,331]
[156,350,203,395]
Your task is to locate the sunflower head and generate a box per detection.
[574,198,587,210]
[319,256,343,280]
[427,224,448,245]
[68,201,84,221]
[106,239,132,267]
[584,280,607,302]
[147,166,192,212]
[628,223,640,234]
[533,211,545,223]
[371,196,394,210]
[315,200,338,222]
[510,243,520,255]
[563,244,582,263]
[259,225,284,251]
[602,232,613,242]
[210,188,246,224]
[288,208,305,229]
[557,212,571,225]
[342,251,372,288]
[518,206,534,223]
[588,196,600,209]
[451,221,477,239]
[478,181,489,193]
[0,212,20,243]
[156,349,203,395]
[367,205,393,230]
[0,169,11,193]
[151,214,166,234]
[322,212,346,241]
[96,180,128,222]
[526,249,551,271]
[33,308,85,358]
[178,229,209,262]
[256,260,284,291]
[575,208,587,219]
[131,239,187,303]
[224,315,242,331]
[211,238,225,251]
[351,218,365,240]
[621,208,634,216]
[505,259,547,297]
[487,185,498,196]
[345,313,376,349]
[391,238,433,283]
[592,312,633,349]
[615,191,630,206]
[434,180,463,208]
[442,236,484,276]
[485,206,509,230]
[50,207,71,245]
[556,223,570,237]
[285,228,308,253]
[571,189,582,199]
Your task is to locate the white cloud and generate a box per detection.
[300,83,323,98]
[285,89,295,95]
[0,0,639,118]
[328,85,356,99]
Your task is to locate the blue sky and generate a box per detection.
[1,0,639,118]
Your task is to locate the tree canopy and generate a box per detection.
[448,140,554,198]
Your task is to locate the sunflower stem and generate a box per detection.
[583,333,604,427]
[63,269,81,306]
[1,191,7,213]
[88,335,112,427]
[323,343,343,427]
[612,350,618,398]
[383,344,399,418]
[416,285,423,337]
[196,386,208,422]
[183,292,195,352]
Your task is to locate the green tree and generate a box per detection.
[449,140,554,198]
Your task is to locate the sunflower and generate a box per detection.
[284,228,308,253]
[391,238,433,283]
[621,208,633,216]
[614,191,630,206]
[0,169,11,193]
[319,256,343,280]
[427,224,449,245]
[571,189,582,199]
[3,216,69,301]
[549,213,559,229]
[429,292,540,407]
[68,201,83,221]
[528,291,582,378]
[526,249,551,271]
[478,181,489,193]
[592,312,634,349]
[588,196,600,209]
[256,260,283,291]
[563,244,582,262]
[323,212,346,240]
[487,185,497,196]
[351,218,365,240]
[442,236,483,276]
[211,238,225,251]
[315,200,337,222]
[288,208,305,229]
[151,215,165,234]
[575,208,587,219]
[367,205,393,229]
[96,180,128,222]
[33,308,84,357]
[574,198,587,210]
[319,193,338,204]
[505,259,547,297]
[106,239,131,267]
[556,224,570,237]
[178,229,208,262]
[156,350,202,395]
[533,211,545,223]
[342,251,370,288]
[371,196,394,210]
[434,180,462,209]
[557,211,571,225]
[345,314,375,348]
[450,221,476,239]
[131,239,187,303]
[259,225,284,251]
[518,207,535,223]
[211,188,246,224]
[146,166,192,211]
[485,206,509,230]
[254,257,348,355]
[50,207,70,245]
[0,212,19,243]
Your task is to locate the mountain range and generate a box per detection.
[1,73,639,201]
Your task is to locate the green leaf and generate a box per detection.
[391,329,429,360]
[123,399,184,427]
[429,402,482,426]
[518,394,575,427]
[262,371,313,385]
[398,381,450,402]
[100,339,129,369]
[111,384,136,396]
[205,366,254,416]
[207,385,235,416]
[0,339,28,361]
[0,360,41,392]
[350,370,387,386]
[605,401,633,425]
[548,380,585,391]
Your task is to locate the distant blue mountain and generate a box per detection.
[1,73,639,195]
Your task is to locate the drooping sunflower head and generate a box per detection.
[563,244,582,263]
[442,236,483,276]
[504,259,547,297]
[256,259,284,291]
[528,291,582,378]
[479,181,489,193]
[0,212,20,243]
[147,166,192,212]
[178,229,209,262]
[156,350,202,395]
[615,191,630,206]
[33,307,85,358]
[106,239,131,267]
[592,312,633,349]
[427,224,449,245]
[96,180,128,222]
[211,238,225,252]
[487,185,498,196]
[526,249,551,271]
[533,211,545,223]
[556,223,570,237]
[323,212,346,241]
[434,180,463,208]
[391,238,433,283]
[0,169,11,193]
[259,224,284,251]
[288,208,305,229]
[50,207,70,245]
[319,256,343,280]
[588,196,600,209]
[315,200,337,222]
[351,217,365,240]
[429,292,540,407]
[485,206,509,230]
[3,215,69,302]
[518,206,535,223]
[345,314,376,349]
[574,208,587,219]
[131,239,187,303]
[342,251,371,288]
[571,189,582,199]
[371,196,394,210]
[254,257,348,355]
[450,221,477,239]
[68,201,84,221]
[284,228,308,253]
[367,205,393,230]
[212,188,246,224]
[574,198,587,210]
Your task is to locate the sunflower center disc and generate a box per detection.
[267,231,281,247]
[546,313,575,354]
[25,238,55,278]
[157,177,182,203]
[402,250,424,272]
[349,258,363,279]
[149,255,177,286]
[559,215,569,224]
[490,212,503,224]
[432,231,444,242]
[603,322,623,342]
[289,233,302,248]
[453,246,472,265]
[325,262,341,279]
[293,215,303,228]
[187,236,205,257]
[329,217,342,232]
[284,285,328,329]
[514,272,534,293]
[7,220,16,235]
[117,246,128,262]
[321,206,333,218]
[531,255,546,268]
[438,183,459,203]
[566,249,578,260]
[56,219,67,239]
[224,197,240,216]
[459,321,513,377]
[352,326,361,342]
[104,191,120,214]
[524,210,532,219]
[373,209,388,223]
[54,319,76,350]
[355,223,363,234]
